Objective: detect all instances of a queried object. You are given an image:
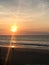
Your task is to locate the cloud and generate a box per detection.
[0,0,49,8]
[0,0,49,21]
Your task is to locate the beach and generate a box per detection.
[0,0,49,65]
[0,35,49,65]
[0,47,49,65]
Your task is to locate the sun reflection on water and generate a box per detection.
[4,26,17,65]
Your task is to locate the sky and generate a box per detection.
[0,0,49,35]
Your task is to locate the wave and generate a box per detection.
[0,40,49,47]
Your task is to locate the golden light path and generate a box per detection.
[0,45,20,48]
[4,0,23,64]
[4,25,18,65]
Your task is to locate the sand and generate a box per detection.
[0,47,49,65]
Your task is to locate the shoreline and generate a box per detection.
[0,47,49,51]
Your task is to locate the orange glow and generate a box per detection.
[10,25,18,32]
[11,45,15,48]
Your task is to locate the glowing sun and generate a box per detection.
[11,45,15,48]
[10,25,17,32]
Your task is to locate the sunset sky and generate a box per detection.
[0,0,49,35]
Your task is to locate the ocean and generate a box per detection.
[0,35,49,49]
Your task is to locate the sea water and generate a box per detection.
[0,35,49,49]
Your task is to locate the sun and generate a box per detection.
[10,25,17,32]
[11,45,15,48]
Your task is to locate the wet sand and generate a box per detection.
[0,47,49,65]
